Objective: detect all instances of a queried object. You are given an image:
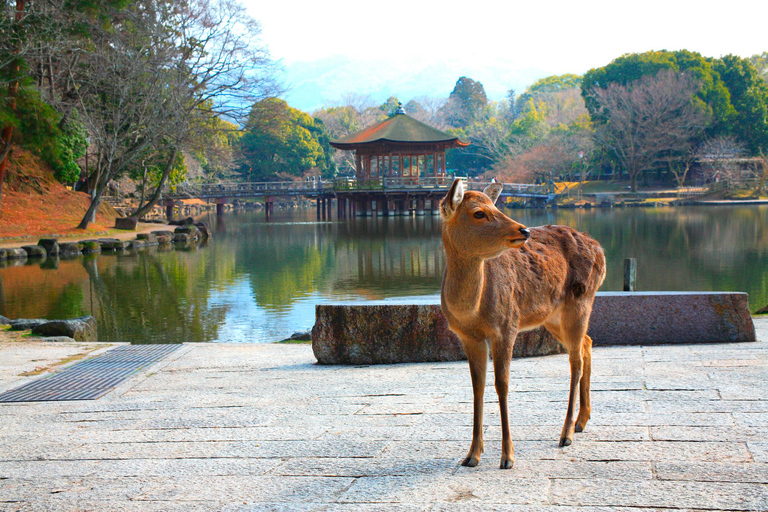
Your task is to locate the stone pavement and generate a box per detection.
[1,320,767,511]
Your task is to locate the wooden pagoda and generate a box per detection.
[327,106,469,216]
[330,106,468,186]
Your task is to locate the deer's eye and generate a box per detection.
[473,211,486,219]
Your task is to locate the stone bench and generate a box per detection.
[311,292,756,365]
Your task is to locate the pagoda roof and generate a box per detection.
[330,113,469,150]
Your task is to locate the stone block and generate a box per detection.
[173,233,192,243]
[114,217,139,230]
[58,242,84,258]
[21,245,46,258]
[136,232,158,244]
[174,225,199,238]
[312,302,564,365]
[312,292,756,365]
[195,222,211,239]
[589,292,756,345]
[80,240,102,254]
[37,239,60,256]
[9,318,49,331]
[99,239,130,251]
[130,239,147,249]
[152,230,174,245]
[31,316,97,341]
[0,249,6,260]
[4,248,28,260]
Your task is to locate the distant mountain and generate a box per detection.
[278,55,558,113]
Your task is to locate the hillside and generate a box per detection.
[0,146,119,240]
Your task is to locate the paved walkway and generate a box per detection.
[1,320,767,511]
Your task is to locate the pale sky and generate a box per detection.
[242,0,767,111]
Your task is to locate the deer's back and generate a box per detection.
[483,224,606,327]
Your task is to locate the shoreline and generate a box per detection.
[0,220,175,250]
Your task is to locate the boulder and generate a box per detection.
[152,230,174,244]
[99,239,130,251]
[4,248,28,260]
[172,232,191,243]
[10,318,50,331]
[114,217,139,230]
[130,239,147,249]
[21,245,47,258]
[31,316,98,342]
[290,330,312,341]
[80,240,102,254]
[59,242,84,258]
[0,249,6,260]
[168,216,194,226]
[37,239,60,256]
[195,222,211,239]
[0,315,10,325]
[136,232,158,244]
[174,225,199,238]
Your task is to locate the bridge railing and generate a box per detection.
[198,181,333,196]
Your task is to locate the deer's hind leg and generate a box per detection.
[544,308,589,447]
[575,334,593,433]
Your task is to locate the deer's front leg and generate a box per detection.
[491,331,516,469]
[461,339,488,467]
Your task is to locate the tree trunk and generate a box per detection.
[131,147,178,219]
[77,164,110,229]
[0,134,12,213]
[0,0,26,215]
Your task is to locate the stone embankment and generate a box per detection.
[0,218,211,264]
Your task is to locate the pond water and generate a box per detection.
[2,204,767,343]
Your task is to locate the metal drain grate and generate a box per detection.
[0,344,182,403]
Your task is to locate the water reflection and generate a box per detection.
[1,205,766,343]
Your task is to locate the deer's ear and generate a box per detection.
[483,182,503,204]
[440,178,465,220]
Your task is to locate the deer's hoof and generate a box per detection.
[461,456,480,467]
[559,436,572,447]
[575,423,586,433]
[499,458,514,469]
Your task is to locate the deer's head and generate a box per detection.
[440,179,530,260]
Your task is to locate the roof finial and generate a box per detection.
[395,101,406,115]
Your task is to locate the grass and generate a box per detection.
[18,344,111,377]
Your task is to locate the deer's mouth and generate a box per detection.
[507,237,528,248]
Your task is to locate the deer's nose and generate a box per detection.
[520,227,531,239]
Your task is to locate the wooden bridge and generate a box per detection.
[165,177,555,219]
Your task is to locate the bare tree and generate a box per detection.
[588,70,710,192]
[698,136,746,185]
[130,0,279,219]
[69,0,277,227]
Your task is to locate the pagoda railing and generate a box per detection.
[333,177,549,196]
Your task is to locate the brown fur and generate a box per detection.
[440,179,606,469]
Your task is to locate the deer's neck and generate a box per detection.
[443,252,486,319]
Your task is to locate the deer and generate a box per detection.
[439,178,606,469]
